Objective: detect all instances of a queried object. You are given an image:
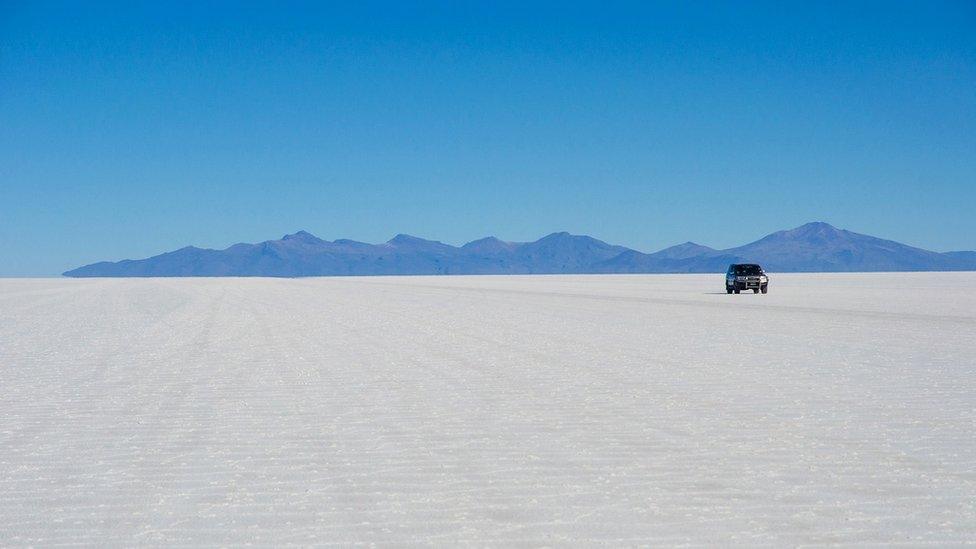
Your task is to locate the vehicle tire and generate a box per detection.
[753,288,759,294]
[733,289,740,294]
[726,286,733,294]
[761,285,768,294]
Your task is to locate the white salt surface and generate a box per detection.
[1,273,975,545]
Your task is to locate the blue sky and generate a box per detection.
[2,1,974,275]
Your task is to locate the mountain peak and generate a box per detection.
[523,233,626,268]
[466,236,503,244]
[463,236,507,247]
[281,230,324,243]
[461,236,517,254]
[650,241,717,260]
[741,222,849,250]
[388,233,427,245]
[386,234,455,252]
[534,231,590,245]
[789,221,841,235]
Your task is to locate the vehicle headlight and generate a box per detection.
[760,275,767,282]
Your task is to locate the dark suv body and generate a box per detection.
[726,264,768,294]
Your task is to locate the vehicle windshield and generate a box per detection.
[734,265,763,275]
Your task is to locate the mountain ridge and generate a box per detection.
[63,222,976,277]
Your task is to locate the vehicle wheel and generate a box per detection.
[761,285,768,294]
[733,289,740,294]
[753,288,759,294]
[726,286,733,294]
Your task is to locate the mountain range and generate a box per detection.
[63,222,976,277]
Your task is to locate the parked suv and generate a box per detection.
[726,264,768,294]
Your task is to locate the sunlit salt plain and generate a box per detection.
[1,273,975,545]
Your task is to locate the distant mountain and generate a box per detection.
[650,241,718,260]
[719,222,966,272]
[509,232,631,273]
[944,251,976,265]
[63,222,976,277]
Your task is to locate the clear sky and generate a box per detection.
[2,1,974,275]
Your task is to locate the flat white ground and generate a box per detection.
[1,273,975,545]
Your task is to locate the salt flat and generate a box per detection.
[1,273,975,546]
